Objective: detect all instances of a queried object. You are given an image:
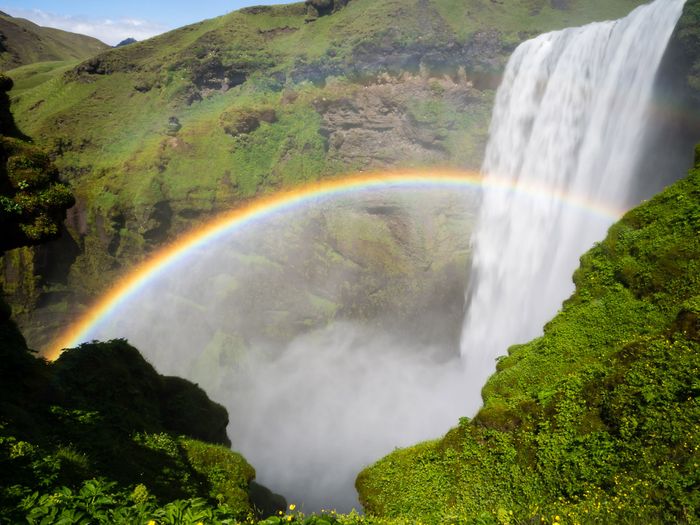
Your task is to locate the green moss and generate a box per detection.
[357,163,700,523]
[181,437,255,517]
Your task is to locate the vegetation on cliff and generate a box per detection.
[0,73,74,252]
[356,151,700,524]
[0,339,263,524]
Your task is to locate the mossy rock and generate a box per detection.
[220,107,277,137]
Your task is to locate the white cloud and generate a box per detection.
[2,7,169,46]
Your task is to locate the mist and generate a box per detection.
[82,187,478,511]
[220,322,472,512]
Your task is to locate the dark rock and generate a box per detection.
[190,57,248,92]
[346,31,509,83]
[249,481,287,518]
[51,339,232,446]
[116,37,137,47]
[143,200,173,244]
[167,116,182,135]
[75,57,111,75]
[220,108,277,137]
[550,0,571,10]
[240,6,274,15]
[0,73,12,92]
[305,0,350,17]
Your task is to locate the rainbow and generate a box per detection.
[48,168,625,359]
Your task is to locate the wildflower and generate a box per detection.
[147,521,156,525]
[286,516,293,523]
[289,504,296,511]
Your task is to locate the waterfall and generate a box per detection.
[460,0,686,395]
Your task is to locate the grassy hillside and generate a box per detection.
[0,105,270,523]
[0,13,107,71]
[356,150,700,524]
[3,0,649,353]
[0,339,268,524]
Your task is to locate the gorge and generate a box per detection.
[46,0,694,512]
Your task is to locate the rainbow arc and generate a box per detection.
[48,168,625,359]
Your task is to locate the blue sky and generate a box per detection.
[1,1,292,45]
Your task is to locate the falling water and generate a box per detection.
[460,0,687,393]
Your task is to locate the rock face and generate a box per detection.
[305,0,351,19]
[116,37,137,47]
[316,74,484,168]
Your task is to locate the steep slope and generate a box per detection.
[357,149,700,523]
[3,0,652,353]
[0,85,269,522]
[0,12,108,71]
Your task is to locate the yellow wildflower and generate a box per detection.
[289,503,296,511]
[147,521,156,525]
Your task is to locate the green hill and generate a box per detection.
[0,12,108,71]
[356,149,700,524]
[2,0,650,353]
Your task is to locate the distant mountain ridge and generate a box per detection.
[0,12,108,70]
[116,37,138,47]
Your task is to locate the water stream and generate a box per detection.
[460,0,687,398]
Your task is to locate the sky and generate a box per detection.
[1,1,292,45]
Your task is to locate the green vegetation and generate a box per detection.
[0,340,264,524]
[0,73,74,252]
[356,153,700,524]
[0,13,107,71]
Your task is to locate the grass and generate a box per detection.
[356,155,700,524]
[0,14,107,71]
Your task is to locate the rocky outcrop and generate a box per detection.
[287,30,510,87]
[314,74,484,169]
[220,107,277,137]
[305,0,351,19]
[52,339,231,446]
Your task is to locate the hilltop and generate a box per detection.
[0,12,107,71]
